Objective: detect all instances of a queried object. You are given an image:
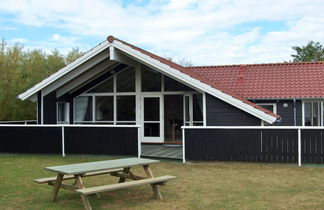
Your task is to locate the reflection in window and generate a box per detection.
[164,75,194,91]
[75,96,92,122]
[95,96,113,121]
[57,102,69,124]
[117,68,135,92]
[117,96,135,121]
[141,66,161,92]
[193,94,203,122]
[304,101,320,126]
[144,123,160,137]
[87,77,113,93]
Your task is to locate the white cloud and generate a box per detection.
[1,0,324,64]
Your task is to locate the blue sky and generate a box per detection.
[1,0,324,65]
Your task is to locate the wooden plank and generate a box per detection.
[118,168,130,183]
[76,175,176,195]
[50,173,63,202]
[46,158,159,175]
[143,165,162,200]
[34,168,124,184]
[111,172,146,180]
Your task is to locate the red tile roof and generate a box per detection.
[186,62,324,99]
[107,35,280,119]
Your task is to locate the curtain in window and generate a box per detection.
[75,97,89,121]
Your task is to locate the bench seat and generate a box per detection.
[33,168,124,184]
[77,175,176,195]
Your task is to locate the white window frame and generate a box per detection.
[73,64,207,143]
[74,67,136,124]
[302,100,324,126]
[256,103,277,126]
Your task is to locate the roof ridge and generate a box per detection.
[107,35,185,70]
[187,61,324,69]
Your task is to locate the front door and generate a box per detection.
[142,96,163,143]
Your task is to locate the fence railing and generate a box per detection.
[0,124,141,157]
[182,126,324,166]
[0,120,37,124]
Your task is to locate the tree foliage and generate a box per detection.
[291,41,324,62]
[0,40,83,121]
[164,55,193,67]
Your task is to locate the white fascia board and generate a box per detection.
[112,40,277,124]
[18,41,110,100]
[42,50,109,96]
[110,46,140,67]
[56,60,116,97]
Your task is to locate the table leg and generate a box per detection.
[119,167,131,183]
[50,173,64,202]
[143,165,162,200]
[74,175,92,210]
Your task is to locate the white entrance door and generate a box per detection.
[142,96,164,143]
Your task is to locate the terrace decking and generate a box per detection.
[141,144,182,160]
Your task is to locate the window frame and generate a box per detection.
[302,100,324,126]
[256,103,277,126]
[74,67,136,124]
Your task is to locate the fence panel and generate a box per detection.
[185,128,297,163]
[0,125,138,156]
[301,129,324,164]
[0,126,61,153]
[64,127,138,156]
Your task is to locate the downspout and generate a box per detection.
[293,98,297,126]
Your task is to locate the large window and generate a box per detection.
[141,66,161,92]
[75,96,93,123]
[74,67,135,124]
[304,101,321,126]
[95,96,113,122]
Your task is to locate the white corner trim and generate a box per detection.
[111,40,277,124]
[18,41,111,100]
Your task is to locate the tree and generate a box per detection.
[164,55,193,67]
[65,47,83,64]
[0,41,85,121]
[291,41,324,62]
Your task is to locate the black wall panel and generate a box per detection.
[206,94,260,126]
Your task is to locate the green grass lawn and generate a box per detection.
[1,154,324,210]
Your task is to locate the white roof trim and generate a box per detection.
[18,40,110,100]
[17,37,277,123]
[112,40,277,124]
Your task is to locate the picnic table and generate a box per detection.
[34,158,176,210]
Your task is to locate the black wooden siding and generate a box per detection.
[185,128,298,162]
[37,91,42,124]
[64,127,138,155]
[253,100,303,126]
[206,94,260,126]
[0,126,62,153]
[0,126,138,156]
[43,91,57,124]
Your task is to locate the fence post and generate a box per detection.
[182,128,186,163]
[138,126,141,158]
[61,126,65,157]
[298,128,301,166]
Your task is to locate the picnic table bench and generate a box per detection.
[34,158,176,210]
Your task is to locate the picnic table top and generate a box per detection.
[46,158,159,175]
